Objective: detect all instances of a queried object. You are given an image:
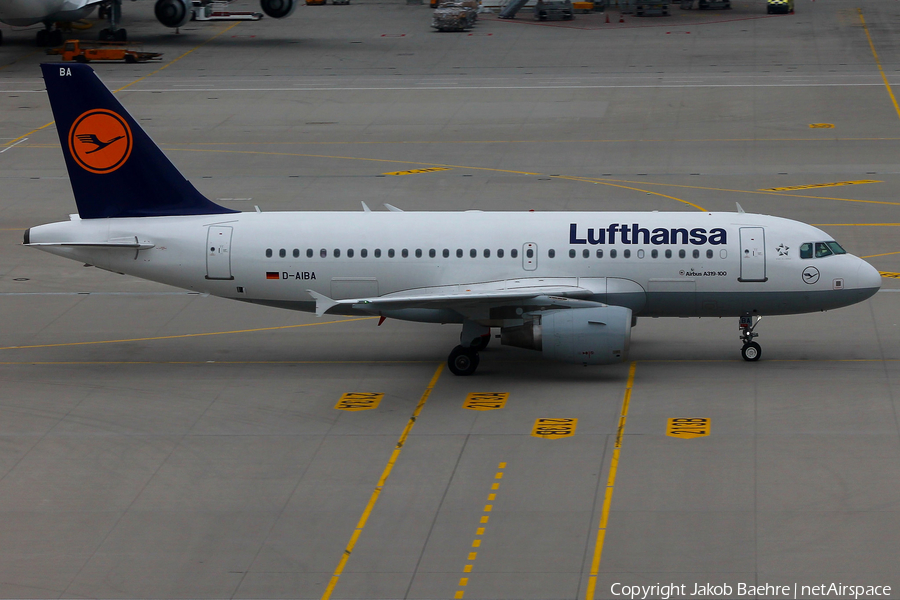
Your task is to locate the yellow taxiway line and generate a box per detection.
[0,316,376,351]
[320,363,445,600]
[585,361,637,600]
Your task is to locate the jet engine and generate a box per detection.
[154,0,192,27]
[260,0,297,18]
[501,305,632,365]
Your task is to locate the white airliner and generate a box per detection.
[25,64,882,375]
[0,0,295,45]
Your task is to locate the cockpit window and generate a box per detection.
[814,242,833,258]
[826,241,847,255]
[800,243,813,259]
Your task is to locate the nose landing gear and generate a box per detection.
[739,315,762,361]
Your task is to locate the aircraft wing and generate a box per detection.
[308,277,603,318]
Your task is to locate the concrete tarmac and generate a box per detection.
[2,0,900,597]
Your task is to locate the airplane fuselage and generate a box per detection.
[26,210,882,324]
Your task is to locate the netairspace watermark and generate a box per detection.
[610,582,893,600]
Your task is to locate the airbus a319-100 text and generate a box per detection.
[24,64,882,375]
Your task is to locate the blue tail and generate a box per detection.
[41,64,238,219]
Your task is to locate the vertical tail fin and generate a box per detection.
[40,63,238,219]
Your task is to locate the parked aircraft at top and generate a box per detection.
[0,0,296,45]
[25,64,883,375]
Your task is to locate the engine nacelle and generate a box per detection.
[154,0,192,27]
[501,306,632,365]
[260,0,297,18]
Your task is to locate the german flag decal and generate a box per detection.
[266,272,280,280]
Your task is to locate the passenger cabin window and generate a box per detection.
[610,249,617,258]
[568,249,575,258]
[484,249,490,258]
[429,249,436,258]
[651,249,658,259]
[293,249,300,258]
[416,249,423,258]
[548,249,555,258]
[334,249,340,258]
[266,249,272,258]
[388,249,395,258]
[623,249,631,258]
[443,249,450,258]
[361,249,368,258]
[637,249,645,259]
[511,249,518,258]
[693,249,699,259]
[596,249,603,258]
[307,249,313,258]
[279,249,286,258]
[583,249,590,258]
[347,249,354,258]
[706,249,713,259]
[498,249,504,258]
[402,249,408,258]
[457,249,463,258]
[526,249,534,259]
[678,249,686,259]
[665,249,672,259]
[470,249,477,258]
[375,249,382,258]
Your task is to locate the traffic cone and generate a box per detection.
[605,12,609,22]
[618,13,624,22]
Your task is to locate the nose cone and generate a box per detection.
[856,259,882,302]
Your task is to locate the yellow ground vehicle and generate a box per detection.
[767,0,793,13]
[49,40,162,63]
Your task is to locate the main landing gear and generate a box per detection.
[447,321,491,376]
[739,315,762,361]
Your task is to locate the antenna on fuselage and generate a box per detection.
[735,202,745,214]
[361,201,371,212]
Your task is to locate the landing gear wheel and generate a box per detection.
[741,342,761,362]
[49,29,63,46]
[36,29,48,46]
[99,28,114,41]
[115,28,127,41]
[448,345,479,376]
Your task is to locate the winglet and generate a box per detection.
[736,202,745,214]
[307,289,339,316]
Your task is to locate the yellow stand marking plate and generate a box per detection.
[760,179,881,192]
[880,271,900,279]
[335,392,384,411]
[809,123,835,128]
[383,167,451,176]
[666,417,710,439]
[532,418,577,439]
[464,392,509,411]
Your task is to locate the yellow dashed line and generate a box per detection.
[320,364,444,600]
[586,362,637,600]
[453,461,506,599]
